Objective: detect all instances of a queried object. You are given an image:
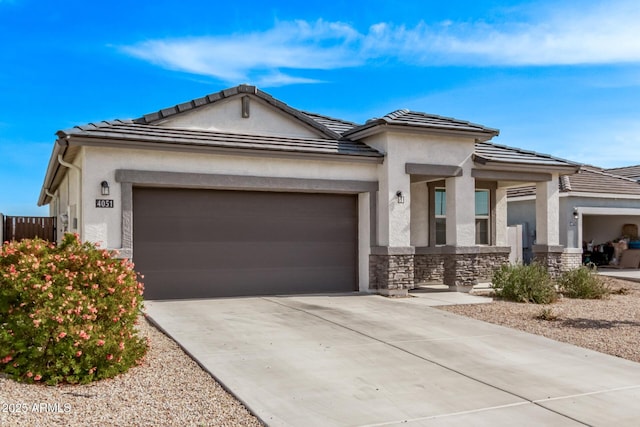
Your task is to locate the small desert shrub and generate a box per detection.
[491,263,558,304]
[558,266,610,299]
[535,307,559,321]
[0,234,147,385]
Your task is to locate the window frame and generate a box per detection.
[475,189,490,245]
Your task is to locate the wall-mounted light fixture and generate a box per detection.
[101,180,110,196]
[573,207,579,220]
[396,190,405,204]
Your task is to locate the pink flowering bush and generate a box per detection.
[0,234,147,385]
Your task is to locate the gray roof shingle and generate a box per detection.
[507,166,640,198]
[606,165,640,180]
[343,109,500,138]
[301,111,357,135]
[474,141,579,168]
[57,121,383,160]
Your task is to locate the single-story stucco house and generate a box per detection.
[38,85,580,299]
[508,166,640,265]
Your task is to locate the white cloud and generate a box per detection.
[121,20,363,86]
[121,1,640,86]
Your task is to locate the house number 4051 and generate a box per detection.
[95,199,114,208]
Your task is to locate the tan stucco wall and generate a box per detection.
[363,131,477,247]
[156,96,323,138]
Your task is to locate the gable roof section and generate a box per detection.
[606,165,640,180]
[55,120,383,160]
[343,109,499,140]
[133,84,343,139]
[507,166,640,198]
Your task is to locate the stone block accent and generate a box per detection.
[414,253,445,284]
[561,250,583,272]
[444,248,510,292]
[415,246,510,292]
[443,253,479,291]
[533,245,564,278]
[369,249,415,297]
[475,251,511,281]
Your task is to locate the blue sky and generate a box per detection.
[2,0,640,215]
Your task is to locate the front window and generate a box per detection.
[435,188,446,245]
[433,188,490,245]
[475,190,490,245]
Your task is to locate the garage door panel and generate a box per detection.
[142,266,355,299]
[133,188,358,299]
[134,241,356,270]
[136,215,356,243]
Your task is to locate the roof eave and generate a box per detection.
[343,122,498,141]
[38,139,68,206]
[473,157,580,175]
[59,134,385,164]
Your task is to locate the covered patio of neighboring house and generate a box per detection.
[38,85,580,298]
[508,166,640,271]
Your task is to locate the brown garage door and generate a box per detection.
[133,187,358,299]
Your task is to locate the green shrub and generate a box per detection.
[558,266,610,299]
[491,263,558,304]
[0,234,147,385]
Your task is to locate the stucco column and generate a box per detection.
[377,157,411,247]
[535,174,560,246]
[534,173,564,277]
[445,173,475,246]
[410,182,429,246]
[495,187,508,246]
[370,155,414,296]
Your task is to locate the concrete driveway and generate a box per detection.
[146,294,640,426]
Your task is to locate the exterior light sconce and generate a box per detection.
[101,180,110,196]
[573,207,579,220]
[396,191,405,204]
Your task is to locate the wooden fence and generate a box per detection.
[3,216,57,243]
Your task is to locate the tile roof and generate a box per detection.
[474,141,579,168]
[301,111,357,134]
[343,109,499,138]
[507,167,640,198]
[568,167,640,195]
[57,120,383,160]
[606,165,640,180]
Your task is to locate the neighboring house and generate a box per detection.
[508,166,640,264]
[38,85,579,300]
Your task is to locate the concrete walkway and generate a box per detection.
[598,268,640,283]
[146,294,640,426]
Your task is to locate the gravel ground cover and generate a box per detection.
[440,277,640,363]
[0,316,263,427]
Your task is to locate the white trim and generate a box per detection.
[577,207,640,216]
[565,191,640,200]
[507,195,536,202]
